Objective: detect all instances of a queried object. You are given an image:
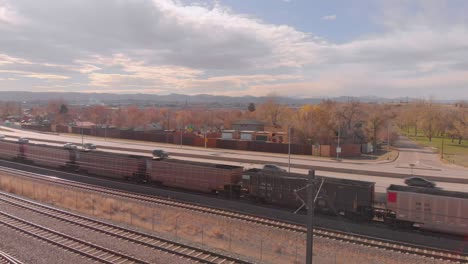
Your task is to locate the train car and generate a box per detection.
[25,144,70,169]
[386,185,468,236]
[148,159,243,196]
[0,141,20,160]
[76,151,149,181]
[242,169,375,219]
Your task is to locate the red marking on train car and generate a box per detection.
[387,192,397,203]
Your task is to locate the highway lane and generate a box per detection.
[1,126,467,181]
[2,131,466,195]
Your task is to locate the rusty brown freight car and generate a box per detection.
[25,144,70,169]
[77,151,147,181]
[149,159,243,195]
[0,141,19,160]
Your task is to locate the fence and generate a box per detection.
[0,171,402,263]
[22,124,325,156]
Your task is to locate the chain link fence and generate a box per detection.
[1,172,394,264]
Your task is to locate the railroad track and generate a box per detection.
[0,191,249,264]
[1,166,467,263]
[0,211,148,264]
[0,166,303,232]
[313,229,467,263]
[0,250,23,264]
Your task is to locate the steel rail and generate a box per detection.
[0,211,149,264]
[0,250,24,264]
[0,191,249,264]
[0,166,466,263]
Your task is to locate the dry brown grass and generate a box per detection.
[0,172,438,264]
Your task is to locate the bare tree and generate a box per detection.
[420,99,441,142]
[257,97,287,128]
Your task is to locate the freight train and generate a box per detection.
[0,140,466,236]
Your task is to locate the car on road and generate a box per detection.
[404,177,436,188]
[262,164,286,172]
[152,149,169,160]
[0,134,5,140]
[17,137,29,143]
[63,143,78,149]
[83,143,97,151]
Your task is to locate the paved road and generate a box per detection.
[1,126,467,193]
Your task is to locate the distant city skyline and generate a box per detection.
[0,0,467,99]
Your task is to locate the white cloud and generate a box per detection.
[321,14,336,21]
[23,73,69,80]
[0,0,467,99]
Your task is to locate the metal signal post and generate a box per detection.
[306,170,315,264]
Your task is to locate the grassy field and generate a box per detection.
[407,134,468,167]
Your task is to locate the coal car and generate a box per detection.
[75,150,149,181]
[386,185,468,236]
[149,159,243,196]
[242,169,375,220]
[0,141,20,160]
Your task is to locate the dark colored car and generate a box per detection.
[83,143,97,151]
[152,149,169,160]
[262,164,286,172]
[404,177,436,188]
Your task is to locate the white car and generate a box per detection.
[18,137,29,143]
[0,134,5,140]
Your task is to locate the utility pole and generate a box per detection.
[204,130,207,148]
[336,125,341,160]
[288,126,291,172]
[306,170,315,264]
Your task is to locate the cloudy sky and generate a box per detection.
[0,0,467,99]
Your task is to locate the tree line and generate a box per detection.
[5,98,467,148]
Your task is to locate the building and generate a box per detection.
[231,120,265,132]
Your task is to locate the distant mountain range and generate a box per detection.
[0,91,457,107]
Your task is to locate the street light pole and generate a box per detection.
[387,122,391,160]
[180,126,183,149]
[441,132,445,159]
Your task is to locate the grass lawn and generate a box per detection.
[407,134,468,167]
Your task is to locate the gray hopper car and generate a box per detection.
[242,169,375,220]
[386,185,468,236]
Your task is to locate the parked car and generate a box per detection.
[152,149,169,160]
[63,143,78,150]
[83,143,97,151]
[17,137,29,143]
[262,164,286,172]
[404,177,436,188]
[0,134,5,140]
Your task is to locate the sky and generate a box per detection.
[0,0,468,99]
